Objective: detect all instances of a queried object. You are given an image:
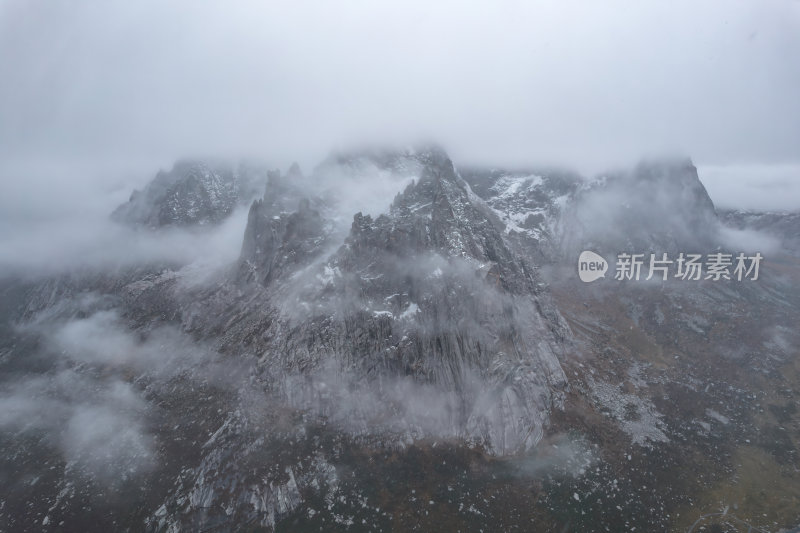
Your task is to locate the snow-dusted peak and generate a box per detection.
[111,159,266,228]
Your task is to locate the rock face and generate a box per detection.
[6,148,800,532]
[557,158,719,257]
[112,160,266,228]
[460,166,582,263]
[239,166,332,285]
[464,157,721,263]
[230,147,571,455]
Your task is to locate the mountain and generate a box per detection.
[462,158,721,266]
[459,165,581,264]
[557,158,720,257]
[197,146,570,454]
[1,147,798,532]
[111,159,267,228]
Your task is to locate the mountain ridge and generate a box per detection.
[2,146,799,531]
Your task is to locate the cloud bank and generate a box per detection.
[0,1,798,278]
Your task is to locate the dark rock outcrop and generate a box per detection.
[112,160,266,228]
[238,166,331,285]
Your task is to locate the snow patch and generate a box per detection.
[399,303,419,320]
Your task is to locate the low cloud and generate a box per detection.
[0,201,252,280]
[718,225,782,255]
[699,164,800,212]
[39,309,210,375]
[0,370,156,482]
[0,302,250,483]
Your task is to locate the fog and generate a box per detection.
[0,202,252,279]
[0,296,253,482]
[1,1,799,208]
[0,370,156,481]
[700,164,800,211]
[3,1,800,165]
[1,2,798,281]
[2,4,799,526]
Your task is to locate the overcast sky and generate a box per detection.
[0,1,799,221]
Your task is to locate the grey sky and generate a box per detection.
[2,1,799,168]
[0,0,798,238]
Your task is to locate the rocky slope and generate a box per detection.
[1,148,798,532]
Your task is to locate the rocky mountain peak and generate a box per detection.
[286,161,304,180]
[554,157,721,258]
[111,159,266,228]
[234,146,572,456]
[626,157,716,216]
[239,162,330,285]
[336,149,537,294]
